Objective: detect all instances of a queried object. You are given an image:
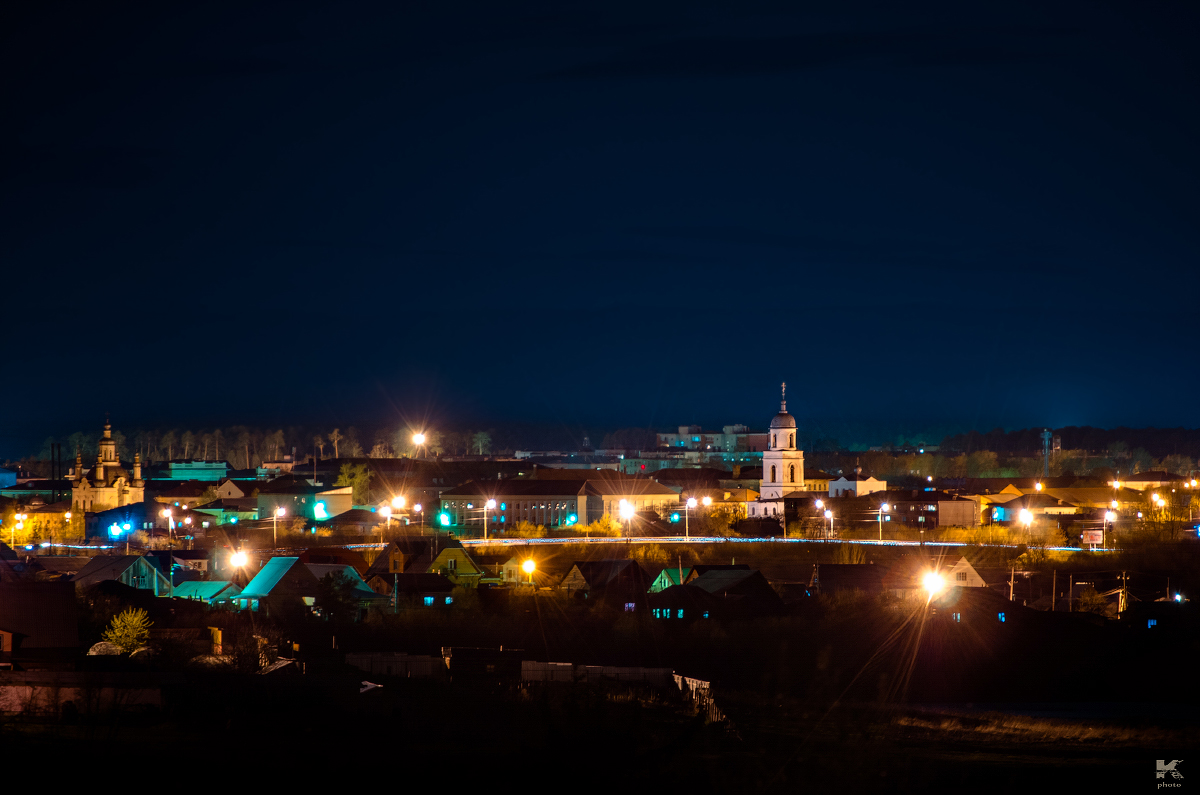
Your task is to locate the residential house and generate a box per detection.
[222,556,320,618]
[882,556,988,598]
[559,559,650,608]
[429,545,485,587]
[71,555,173,596]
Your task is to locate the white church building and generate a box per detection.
[748,384,805,520]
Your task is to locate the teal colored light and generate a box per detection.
[439,512,450,526]
[670,512,680,523]
[122,523,131,531]
[314,501,328,520]
[230,516,238,524]
[565,514,578,525]
[500,502,506,510]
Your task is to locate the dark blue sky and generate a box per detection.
[3,0,1198,458]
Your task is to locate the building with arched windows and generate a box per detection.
[748,384,805,520]
[71,421,145,512]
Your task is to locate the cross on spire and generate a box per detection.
[781,381,787,412]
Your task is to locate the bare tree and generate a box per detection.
[328,428,343,459]
[181,431,195,459]
[313,434,325,460]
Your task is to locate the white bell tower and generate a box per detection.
[759,382,805,501]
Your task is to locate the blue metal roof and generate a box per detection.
[239,557,300,598]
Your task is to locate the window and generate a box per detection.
[676,609,684,619]
[789,465,795,483]
[998,612,1006,623]
[956,572,967,582]
[423,596,435,606]
[624,602,635,612]
[445,596,453,605]
[1148,619,1157,628]
[770,466,776,483]
[952,612,961,623]
[447,558,457,571]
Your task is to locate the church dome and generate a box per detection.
[770,411,796,430]
[769,382,796,429]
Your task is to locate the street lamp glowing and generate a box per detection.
[275,507,286,518]
[392,495,406,509]
[414,503,422,513]
[1019,509,1033,527]
[814,499,824,510]
[1104,511,1116,522]
[412,433,426,445]
[881,503,889,512]
[1111,500,1119,509]
[1035,482,1043,492]
[618,500,635,521]
[521,559,536,575]
[701,496,712,507]
[686,498,697,509]
[823,510,833,519]
[64,512,71,521]
[230,551,248,568]
[381,506,392,518]
[923,572,945,596]
[1113,480,1122,490]
[486,499,497,510]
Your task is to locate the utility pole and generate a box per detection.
[1118,571,1129,613]
[1051,570,1056,612]
[1068,574,1073,612]
[1009,565,1015,601]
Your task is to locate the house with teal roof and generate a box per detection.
[174,580,242,604]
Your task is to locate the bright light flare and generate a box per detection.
[392,495,406,509]
[1104,511,1116,522]
[486,499,497,510]
[275,507,286,517]
[230,551,248,567]
[618,500,635,521]
[521,559,536,574]
[823,510,833,519]
[923,571,945,596]
[686,498,697,509]
[412,433,426,445]
[1019,509,1033,526]
[701,496,712,507]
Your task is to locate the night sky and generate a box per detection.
[3,1,1198,458]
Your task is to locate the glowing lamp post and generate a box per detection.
[414,503,423,531]
[484,499,496,540]
[878,503,889,541]
[273,506,286,547]
[685,497,697,539]
[619,499,635,537]
[923,571,945,601]
[521,558,536,585]
[824,509,834,539]
[412,433,426,459]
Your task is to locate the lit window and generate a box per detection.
[676,609,684,619]
[1148,619,1157,628]
[624,602,635,612]
[423,596,435,606]
[952,612,961,623]
[998,612,1005,623]
[445,596,453,605]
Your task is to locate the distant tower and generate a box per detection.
[759,382,805,503]
[1041,429,1053,478]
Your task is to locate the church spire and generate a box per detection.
[781,381,787,413]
